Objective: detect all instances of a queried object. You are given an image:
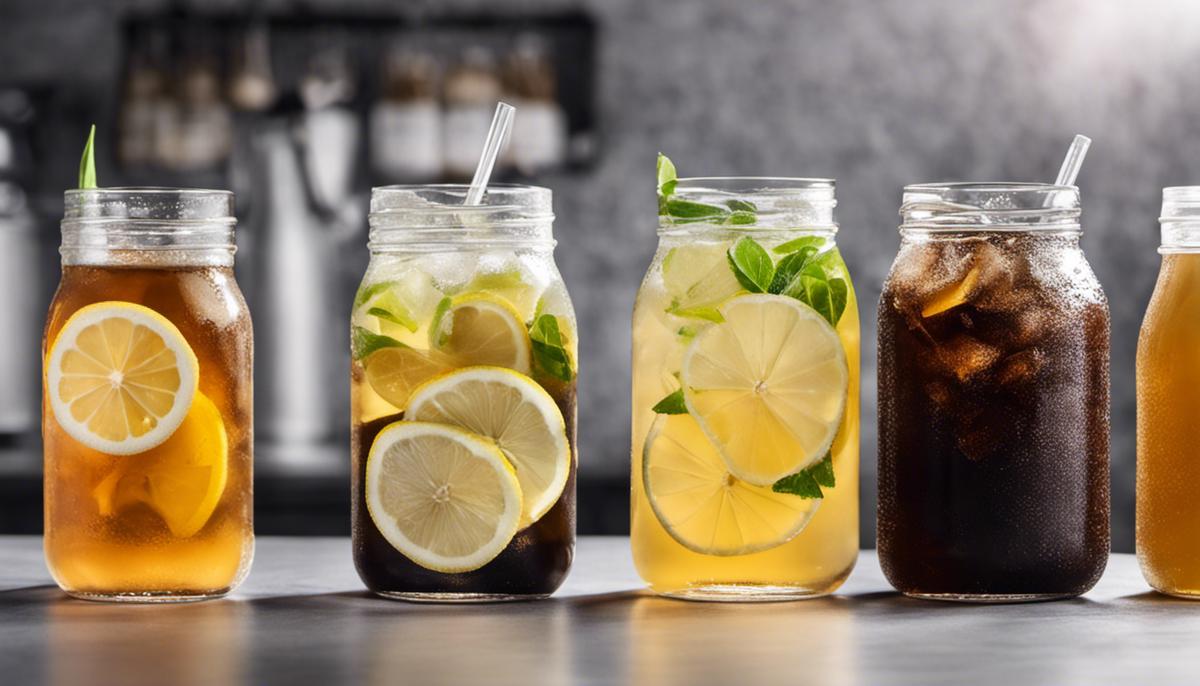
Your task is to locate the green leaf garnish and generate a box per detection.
[725,210,757,225]
[667,304,725,323]
[657,153,678,198]
[652,389,688,414]
[663,198,727,219]
[772,453,834,498]
[353,281,392,309]
[726,199,757,213]
[767,247,819,295]
[352,326,407,360]
[773,236,826,254]
[529,314,574,382]
[726,237,774,293]
[677,325,699,339]
[78,124,97,190]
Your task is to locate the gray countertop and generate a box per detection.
[0,536,1190,685]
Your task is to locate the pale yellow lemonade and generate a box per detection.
[631,160,859,600]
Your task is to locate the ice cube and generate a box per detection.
[996,348,1046,386]
[932,334,1001,383]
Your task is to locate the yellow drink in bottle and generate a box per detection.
[631,158,858,600]
[1138,187,1200,596]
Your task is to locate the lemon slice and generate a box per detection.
[408,366,570,527]
[682,294,847,485]
[662,243,743,320]
[643,414,820,555]
[93,392,229,538]
[47,301,199,455]
[431,295,532,374]
[362,345,456,411]
[365,421,523,573]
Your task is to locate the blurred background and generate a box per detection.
[2,0,1198,552]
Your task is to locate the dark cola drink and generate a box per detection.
[877,184,1110,602]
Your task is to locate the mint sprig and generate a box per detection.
[657,153,758,225]
[529,314,574,382]
[772,453,835,498]
[726,237,774,293]
[651,389,688,414]
[78,124,97,189]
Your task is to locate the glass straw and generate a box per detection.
[1054,134,1092,187]
[464,102,517,206]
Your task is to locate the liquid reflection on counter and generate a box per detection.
[617,595,858,686]
[47,599,247,686]
[363,602,572,685]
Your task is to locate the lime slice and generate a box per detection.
[365,421,523,573]
[407,366,570,527]
[661,243,743,320]
[431,295,532,374]
[46,301,199,455]
[463,267,543,321]
[682,294,847,485]
[643,414,821,555]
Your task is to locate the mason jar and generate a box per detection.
[351,184,577,601]
[631,177,860,601]
[1137,186,1200,597]
[877,182,1110,602]
[44,188,254,601]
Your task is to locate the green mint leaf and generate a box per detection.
[767,246,819,295]
[726,237,774,293]
[657,153,678,198]
[529,314,574,382]
[772,470,823,498]
[828,277,848,325]
[366,306,418,333]
[664,198,727,219]
[677,325,699,339]
[773,236,826,254]
[808,453,836,487]
[772,452,834,497]
[352,326,407,360]
[652,389,688,414]
[78,124,97,189]
[428,297,453,347]
[726,199,757,213]
[725,210,757,225]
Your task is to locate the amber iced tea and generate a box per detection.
[44,189,252,601]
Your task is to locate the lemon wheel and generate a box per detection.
[47,301,199,455]
[682,294,847,485]
[407,366,570,527]
[431,295,532,374]
[643,414,821,556]
[362,345,455,411]
[365,422,523,573]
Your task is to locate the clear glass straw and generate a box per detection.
[464,102,516,206]
[1054,134,1092,187]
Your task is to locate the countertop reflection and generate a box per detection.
[0,537,1191,685]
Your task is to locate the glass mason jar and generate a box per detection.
[351,184,577,601]
[44,188,254,601]
[631,178,860,601]
[877,183,1110,602]
[1137,186,1200,597]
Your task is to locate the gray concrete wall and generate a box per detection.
[6,0,1199,551]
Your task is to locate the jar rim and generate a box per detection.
[370,183,553,219]
[63,186,236,224]
[900,181,1081,233]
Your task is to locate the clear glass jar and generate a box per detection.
[877,183,1109,602]
[631,178,860,601]
[1137,186,1200,597]
[44,188,254,602]
[351,184,577,601]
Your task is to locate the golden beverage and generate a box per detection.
[1138,187,1200,596]
[351,185,577,601]
[631,162,859,601]
[44,189,253,601]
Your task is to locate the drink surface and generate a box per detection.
[1137,253,1200,596]
[43,265,254,598]
[877,233,1109,598]
[350,251,577,598]
[631,235,860,599]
